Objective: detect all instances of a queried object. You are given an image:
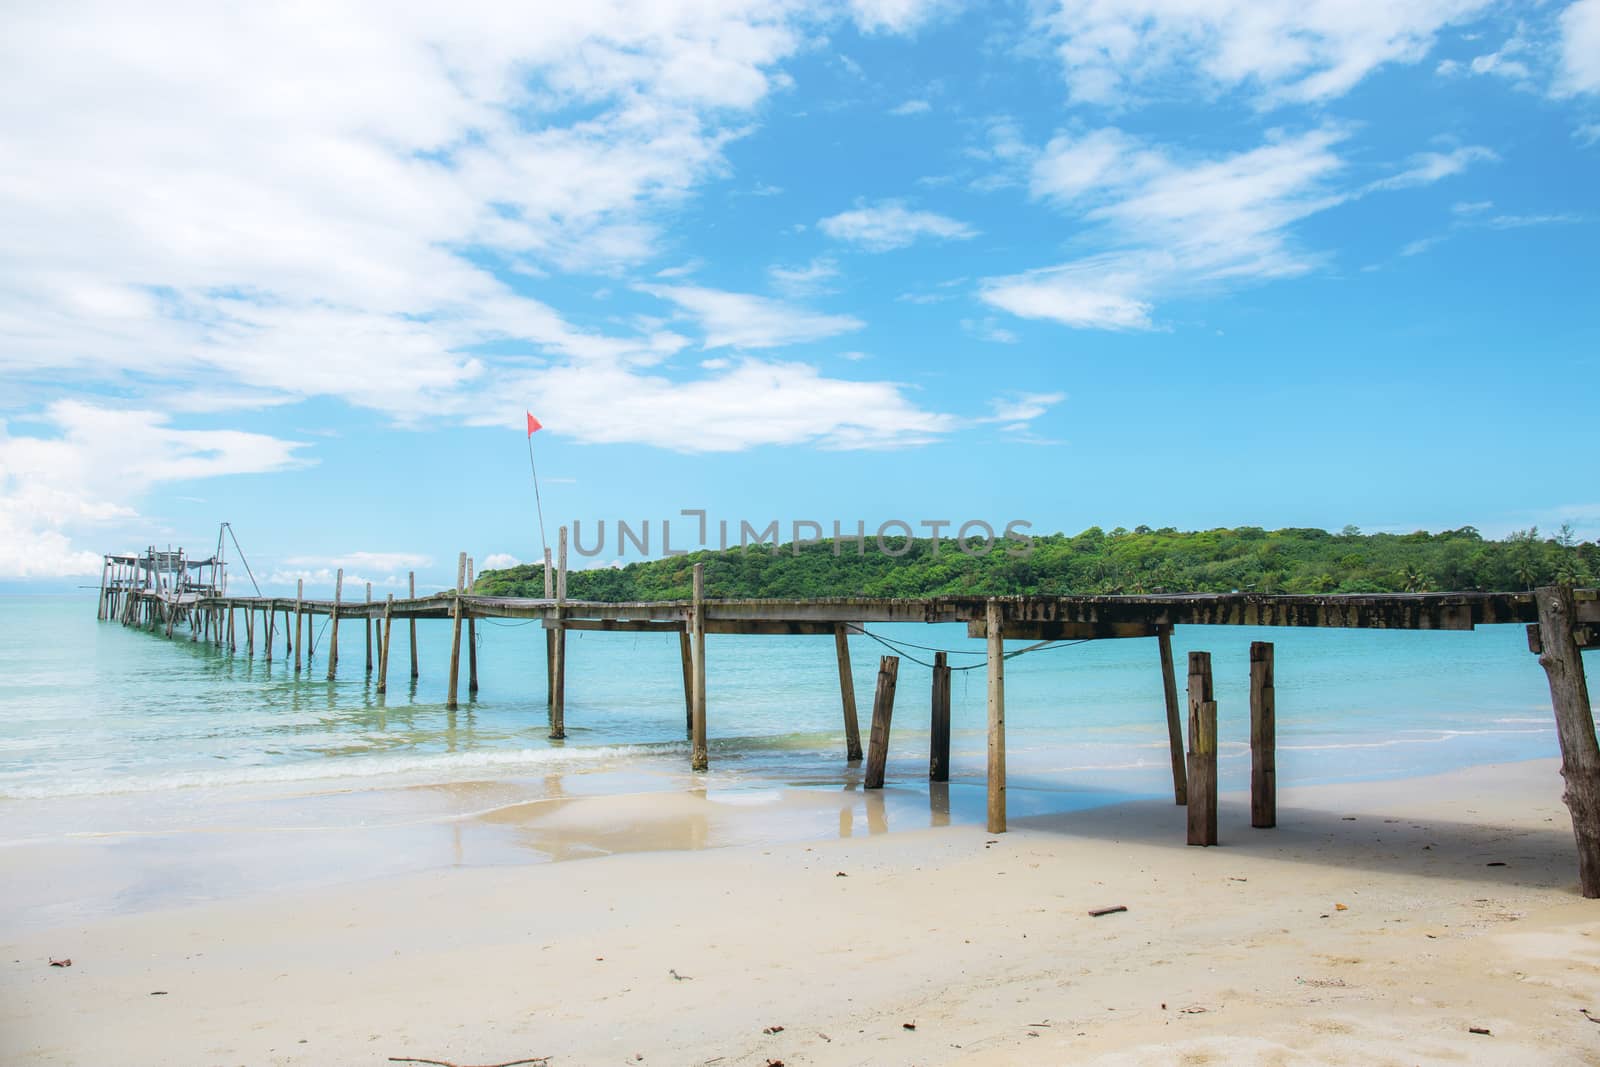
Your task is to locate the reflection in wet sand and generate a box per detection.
[929,781,950,827]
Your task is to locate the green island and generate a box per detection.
[475,524,1598,601]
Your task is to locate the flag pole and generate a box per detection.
[527,428,549,566]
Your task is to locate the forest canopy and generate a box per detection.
[474,524,1597,602]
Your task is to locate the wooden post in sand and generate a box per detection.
[549,531,568,740]
[930,650,951,782]
[864,655,899,789]
[986,599,1007,834]
[365,582,373,675]
[1532,585,1600,897]
[679,626,694,739]
[690,560,707,771]
[293,579,303,672]
[543,548,554,710]
[327,569,343,679]
[1187,651,1218,846]
[466,560,478,695]
[378,593,393,695]
[408,571,419,680]
[835,625,863,762]
[446,552,466,710]
[1158,626,1188,805]
[1250,641,1276,829]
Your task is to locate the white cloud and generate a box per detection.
[1453,199,1494,214]
[1436,26,1534,84]
[981,262,1157,330]
[637,284,863,349]
[264,569,412,593]
[848,0,956,34]
[819,200,979,251]
[889,99,932,115]
[768,257,841,297]
[987,123,1497,330]
[478,357,955,452]
[0,4,826,428]
[1366,145,1498,190]
[1038,0,1492,106]
[987,126,1349,329]
[0,402,304,577]
[961,318,1021,344]
[482,553,522,570]
[983,393,1066,423]
[1557,0,1600,95]
[284,551,432,574]
[0,2,988,574]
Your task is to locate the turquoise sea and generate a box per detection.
[0,595,1575,929]
[0,594,1566,805]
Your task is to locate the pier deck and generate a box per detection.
[98,544,1600,897]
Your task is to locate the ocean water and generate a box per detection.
[0,595,1579,929]
[0,595,1565,809]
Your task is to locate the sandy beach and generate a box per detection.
[4,757,1598,1065]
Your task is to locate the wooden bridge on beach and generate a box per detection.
[96,534,1600,897]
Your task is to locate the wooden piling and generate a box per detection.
[550,531,567,740]
[97,559,109,620]
[834,625,863,762]
[1250,641,1276,829]
[446,552,466,710]
[365,582,373,675]
[986,599,1007,834]
[227,606,235,651]
[293,579,303,672]
[930,650,951,782]
[378,594,393,695]
[1158,626,1188,805]
[408,571,418,680]
[327,568,343,679]
[679,626,694,739]
[1533,585,1600,897]
[263,607,272,662]
[690,560,707,771]
[864,655,900,789]
[245,605,254,656]
[544,548,554,710]
[466,560,477,695]
[1186,651,1218,846]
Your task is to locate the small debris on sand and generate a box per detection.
[1089,905,1127,918]
[48,958,71,968]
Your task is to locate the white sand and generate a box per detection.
[5,759,1600,1065]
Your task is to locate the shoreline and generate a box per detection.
[5,757,1599,1064]
[0,737,1574,938]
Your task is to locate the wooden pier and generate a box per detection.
[97,540,1600,896]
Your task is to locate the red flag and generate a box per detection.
[526,412,543,436]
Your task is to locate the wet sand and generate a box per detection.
[4,758,1599,1065]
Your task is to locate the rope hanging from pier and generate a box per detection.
[844,623,1090,671]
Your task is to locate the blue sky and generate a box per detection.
[1,0,1597,592]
